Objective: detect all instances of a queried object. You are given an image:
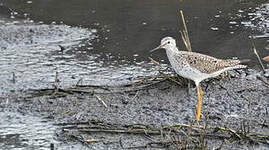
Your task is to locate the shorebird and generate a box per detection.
[150,37,247,121]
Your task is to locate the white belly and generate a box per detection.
[173,64,209,83]
[167,51,209,84]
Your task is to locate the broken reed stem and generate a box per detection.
[65,123,269,142]
[165,75,184,86]
[148,57,160,65]
[247,97,253,134]
[180,10,192,52]
[257,75,269,86]
[53,71,59,94]
[77,128,161,134]
[50,143,54,150]
[76,78,83,87]
[62,121,269,148]
[248,97,252,118]
[180,10,192,93]
[252,41,266,72]
[85,139,102,143]
[180,31,189,51]
[72,123,244,141]
[12,72,16,83]
[69,125,269,140]
[186,120,194,146]
[53,72,58,89]
[162,123,242,140]
[94,95,108,108]
[205,94,210,129]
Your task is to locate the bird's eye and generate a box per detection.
[167,41,170,44]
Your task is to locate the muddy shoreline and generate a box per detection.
[1,68,269,149]
[1,0,269,149]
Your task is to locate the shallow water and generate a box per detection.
[2,0,269,59]
[0,18,164,96]
[0,107,89,150]
[0,109,57,150]
[1,0,269,94]
[0,0,269,149]
[0,0,268,95]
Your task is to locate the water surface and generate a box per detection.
[0,0,268,95]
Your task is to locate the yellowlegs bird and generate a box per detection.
[150,37,248,121]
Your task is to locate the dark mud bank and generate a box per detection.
[1,68,269,150]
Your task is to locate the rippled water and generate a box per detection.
[0,109,57,150]
[1,1,269,96]
[0,19,96,95]
[241,3,269,61]
[0,108,89,150]
[0,18,164,96]
[241,3,269,33]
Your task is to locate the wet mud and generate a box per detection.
[2,68,269,150]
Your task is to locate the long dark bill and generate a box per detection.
[149,44,165,53]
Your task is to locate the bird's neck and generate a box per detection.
[165,47,178,55]
[165,47,178,62]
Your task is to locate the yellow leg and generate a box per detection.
[196,84,203,121]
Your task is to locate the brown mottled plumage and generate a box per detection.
[150,37,248,121]
[176,51,246,74]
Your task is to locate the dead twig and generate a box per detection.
[148,57,160,65]
[12,72,16,83]
[247,97,253,134]
[53,72,58,89]
[162,74,184,86]
[94,95,108,108]
[53,71,59,94]
[125,141,174,149]
[62,129,90,147]
[252,41,266,72]
[76,78,83,87]
[59,45,65,53]
[257,75,269,86]
[126,79,145,86]
[61,119,269,149]
[180,10,192,93]
[78,128,161,135]
[186,120,195,147]
[180,10,192,52]
[162,123,242,140]
[85,139,102,143]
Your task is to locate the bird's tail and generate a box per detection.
[234,64,247,69]
[239,59,251,65]
[235,59,250,69]
[222,59,249,69]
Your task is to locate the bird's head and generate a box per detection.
[150,37,176,53]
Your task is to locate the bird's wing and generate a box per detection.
[174,51,242,74]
